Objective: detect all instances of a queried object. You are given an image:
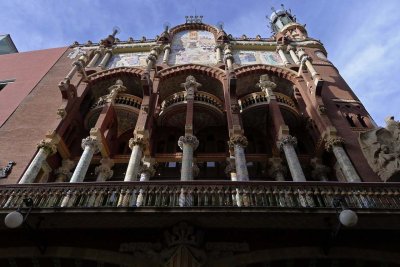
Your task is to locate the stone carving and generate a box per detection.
[325,136,345,152]
[0,161,15,179]
[278,135,297,149]
[310,157,330,181]
[129,135,148,149]
[268,157,287,181]
[95,157,114,181]
[359,116,400,181]
[81,136,101,154]
[228,135,248,148]
[139,164,156,177]
[106,79,127,102]
[256,74,277,97]
[55,159,75,182]
[230,103,241,113]
[37,139,57,155]
[181,75,201,100]
[164,222,203,247]
[178,135,199,150]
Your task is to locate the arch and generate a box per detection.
[235,64,300,85]
[157,63,226,82]
[169,23,220,41]
[88,66,145,84]
[208,246,400,267]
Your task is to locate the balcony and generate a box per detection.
[238,92,298,114]
[1,181,399,211]
[90,93,142,110]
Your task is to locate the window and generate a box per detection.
[0,79,15,91]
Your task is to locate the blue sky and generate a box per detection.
[1,0,399,126]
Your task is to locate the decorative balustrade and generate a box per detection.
[160,91,223,112]
[0,181,399,210]
[90,93,142,110]
[238,92,298,114]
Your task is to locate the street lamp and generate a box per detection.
[4,198,33,228]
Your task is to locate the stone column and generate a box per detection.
[276,45,290,66]
[70,137,101,183]
[98,49,112,69]
[228,135,249,181]
[181,75,201,135]
[65,54,88,81]
[223,44,234,70]
[124,135,147,182]
[297,49,321,80]
[310,157,330,181]
[146,46,160,72]
[215,45,223,63]
[178,135,199,181]
[268,157,287,181]
[19,140,57,184]
[162,45,171,64]
[54,159,75,182]
[87,49,103,67]
[287,45,300,65]
[325,137,361,182]
[278,136,306,182]
[95,157,114,182]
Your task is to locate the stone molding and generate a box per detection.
[178,135,199,150]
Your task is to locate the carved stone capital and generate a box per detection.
[229,135,248,148]
[146,53,158,64]
[37,140,57,155]
[178,135,199,150]
[95,165,114,179]
[276,45,286,52]
[230,103,241,113]
[81,136,101,153]
[278,135,297,149]
[286,45,295,52]
[129,135,148,149]
[325,137,345,151]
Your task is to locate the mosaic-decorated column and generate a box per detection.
[178,135,199,181]
[287,45,300,65]
[19,140,57,184]
[87,49,103,67]
[223,44,234,70]
[98,49,112,69]
[276,45,290,66]
[124,135,147,182]
[70,137,101,183]
[162,44,171,64]
[268,157,287,181]
[95,157,114,182]
[54,159,75,182]
[325,137,361,182]
[279,135,306,182]
[229,135,249,181]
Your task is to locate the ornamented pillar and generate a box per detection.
[287,45,300,65]
[65,54,89,81]
[223,44,234,70]
[95,157,114,182]
[325,137,361,182]
[105,79,127,103]
[181,75,201,134]
[162,44,171,64]
[70,137,101,183]
[146,46,161,72]
[87,49,103,67]
[278,136,306,182]
[228,135,249,181]
[98,49,112,69]
[215,44,223,63]
[310,157,330,181]
[268,157,287,181]
[178,135,199,181]
[19,140,57,184]
[297,49,321,80]
[54,159,75,182]
[276,45,290,66]
[124,135,147,182]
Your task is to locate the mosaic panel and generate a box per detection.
[107,52,150,68]
[233,50,284,66]
[169,30,216,65]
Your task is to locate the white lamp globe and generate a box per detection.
[339,209,358,227]
[4,211,24,228]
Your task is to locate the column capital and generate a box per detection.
[276,45,286,52]
[286,45,295,52]
[278,135,297,149]
[228,135,248,148]
[214,44,223,51]
[81,136,101,153]
[178,135,199,150]
[37,139,57,155]
[325,136,345,151]
[129,135,148,149]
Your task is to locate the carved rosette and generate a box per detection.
[37,140,57,155]
[178,135,199,150]
[228,135,248,148]
[129,135,148,150]
[81,136,101,154]
[325,137,345,152]
[278,135,297,149]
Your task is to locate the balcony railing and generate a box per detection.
[0,181,399,210]
[160,91,224,113]
[238,92,298,114]
[90,93,142,110]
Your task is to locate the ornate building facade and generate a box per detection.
[0,7,400,267]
